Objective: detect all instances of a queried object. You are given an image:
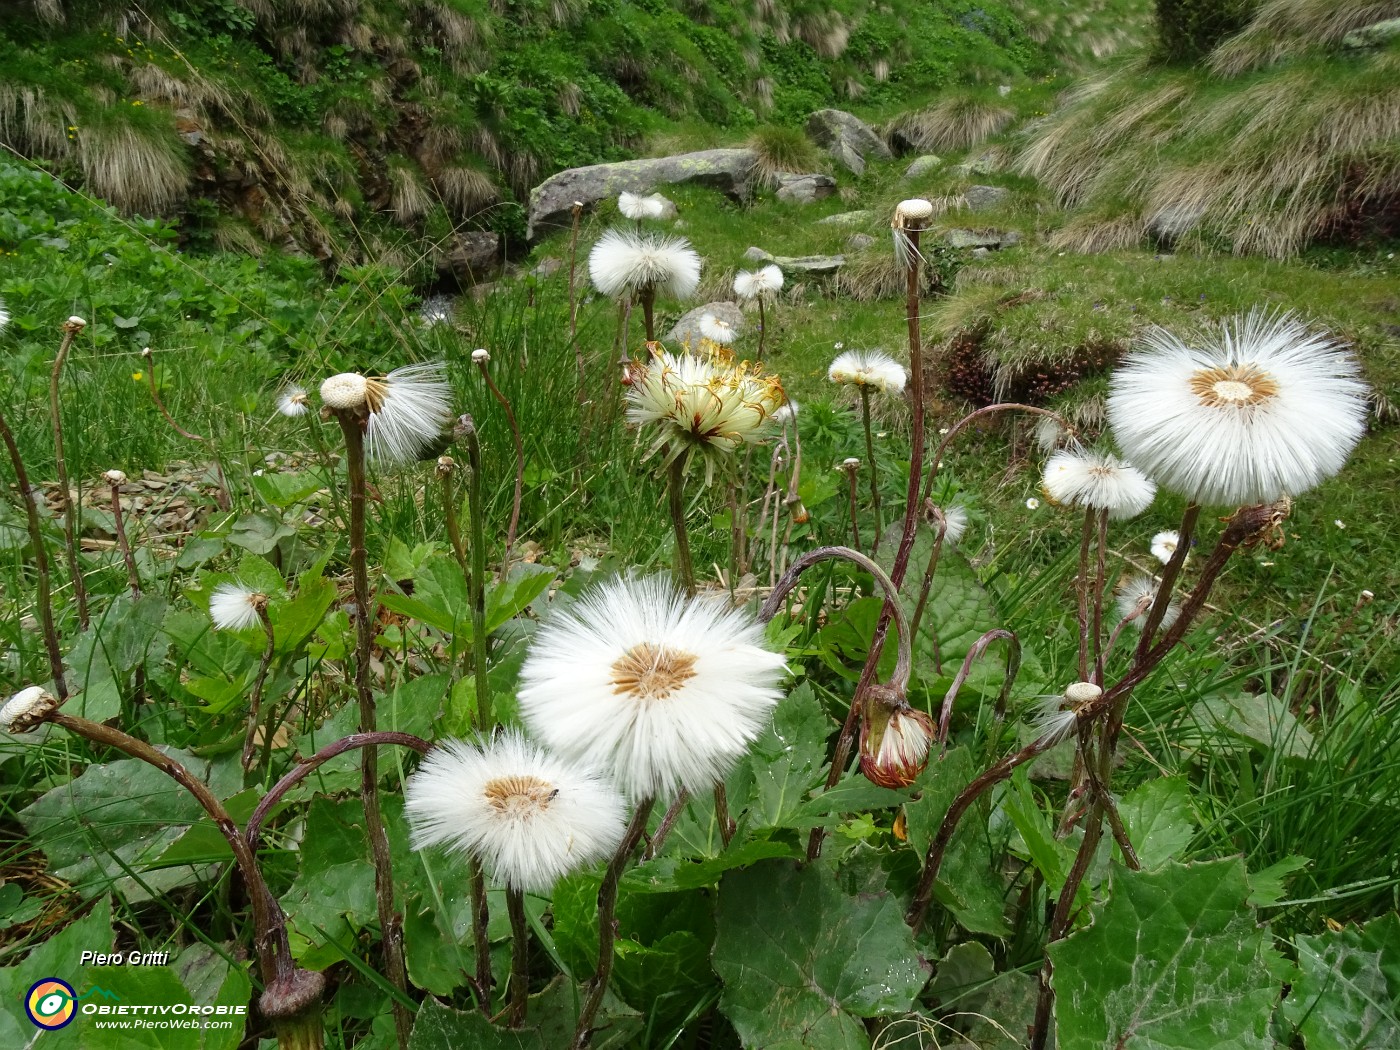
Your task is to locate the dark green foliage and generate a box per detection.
[1155,0,1258,63]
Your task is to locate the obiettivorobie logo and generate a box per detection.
[22,977,245,1032]
[24,978,80,1030]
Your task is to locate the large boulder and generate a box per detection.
[1343,17,1400,48]
[667,301,745,348]
[775,173,837,204]
[526,149,757,240]
[805,109,892,176]
[436,231,501,284]
[904,155,942,179]
[964,185,1011,212]
[743,246,845,275]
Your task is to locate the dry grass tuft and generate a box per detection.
[1209,0,1400,76]
[887,90,1016,152]
[433,165,498,217]
[746,125,823,188]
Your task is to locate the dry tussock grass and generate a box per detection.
[1210,0,1400,75]
[888,92,1016,152]
[433,166,499,217]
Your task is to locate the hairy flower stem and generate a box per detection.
[50,319,88,628]
[1076,509,1094,682]
[331,411,412,1050]
[0,410,67,700]
[109,479,142,599]
[714,784,736,845]
[666,457,696,594]
[639,285,657,342]
[1137,503,1201,656]
[859,388,882,551]
[645,788,690,860]
[475,359,524,576]
[906,505,946,653]
[469,861,492,1012]
[569,201,585,395]
[571,798,655,1050]
[241,612,277,772]
[1092,510,1108,683]
[507,887,529,1027]
[843,463,862,551]
[921,403,1068,505]
[461,419,492,731]
[756,297,767,358]
[936,629,1020,744]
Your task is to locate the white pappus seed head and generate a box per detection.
[828,349,907,395]
[772,399,798,425]
[1107,311,1369,507]
[404,730,628,894]
[1042,447,1156,520]
[1150,530,1180,564]
[618,191,666,221]
[699,313,737,346]
[0,686,56,733]
[209,582,268,631]
[588,228,702,301]
[1115,575,1179,630]
[320,372,369,410]
[939,503,969,546]
[0,299,9,330]
[471,348,490,364]
[276,385,310,418]
[1035,415,1068,453]
[517,575,787,801]
[732,264,784,302]
[626,347,785,485]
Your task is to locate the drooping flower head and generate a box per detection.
[1108,311,1368,507]
[1115,576,1180,630]
[626,346,785,484]
[1,686,57,733]
[699,313,737,346]
[209,582,269,631]
[1035,415,1068,453]
[404,730,628,893]
[517,575,787,800]
[1150,530,1180,564]
[1030,681,1101,747]
[859,703,934,788]
[319,362,454,465]
[588,228,701,301]
[828,349,907,396]
[732,264,784,302]
[618,191,666,221]
[1041,447,1156,520]
[892,198,934,269]
[276,385,310,418]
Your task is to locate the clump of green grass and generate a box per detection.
[886,88,1017,152]
[745,124,824,188]
[1011,0,1157,67]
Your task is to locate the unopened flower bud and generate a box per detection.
[66,315,87,329]
[859,703,934,789]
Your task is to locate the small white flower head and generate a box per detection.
[1150,530,1180,564]
[939,504,969,546]
[517,575,787,800]
[1115,576,1179,630]
[1041,448,1156,520]
[859,703,934,789]
[828,349,907,395]
[103,469,127,486]
[891,198,934,268]
[209,582,269,631]
[276,385,310,418]
[842,456,861,470]
[1,686,57,733]
[1108,311,1369,506]
[699,313,737,346]
[1030,681,1101,747]
[67,315,87,328]
[626,347,785,484]
[773,399,799,426]
[320,363,454,464]
[618,191,666,221]
[732,264,784,302]
[1025,497,1041,510]
[1334,519,1345,529]
[1035,415,1068,453]
[588,228,702,301]
[471,348,490,364]
[404,730,628,893]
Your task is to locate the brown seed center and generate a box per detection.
[483,774,556,815]
[610,642,698,701]
[1187,364,1279,408]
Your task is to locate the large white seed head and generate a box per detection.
[320,372,370,410]
[588,228,702,301]
[828,349,907,395]
[1041,448,1156,520]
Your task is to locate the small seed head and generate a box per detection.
[103,469,127,486]
[472,348,490,364]
[320,372,369,410]
[1063,681,1102,706]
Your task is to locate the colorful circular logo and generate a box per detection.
[25,978,76,1030]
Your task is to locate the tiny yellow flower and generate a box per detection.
[132,371,144,382]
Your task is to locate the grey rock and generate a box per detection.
[904,155,942,179]
[1344,17,1400,48]
[816,210,875,227]
[944,228,1020,250]
[1146,203,1206,247]
[667,301,745,348]
[526,148,758,240]
[964,184,1011,212]
[775,172,837,204]
[737,246,844,273]
[644,192,678,219]
[743,245,773,262]
[953,151,1003,177]
[970,247,991,258]
[530,257,563,278]
[846,233,876,251]
[439,231,501,280]
[805,109,892,175]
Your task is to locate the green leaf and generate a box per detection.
[1003,767,1072,890]
[713,860,930,1049]
[785,775,913,830]
[1282,913,1400,1050]
[1247,855,1311,908]
[226,512,295,555]
[485,563,556,634]
[735,683,830,830]
[1187,691,1314,759]
[407,979,640,1050]
[0,897,113,1045]
[1050,858,1277,1050]
[1118,777,1197,869]
[250,468,330,509]
[270,572,337,654]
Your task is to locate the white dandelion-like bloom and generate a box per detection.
[319,362,454,465]
[1035,415,1067,453]
[209,582,268,631]
[588,228,701,301]
[404,730,628,893]
[1025,497,1041,510]
[773,399,799,426]
[1041,448,1156,520]
[1030,681,1100,747]
[1115,575,1179,630]
[518,575,787,800]
[699,313,737,346]
[1108,311,1368,507]
[732,264,784,302]
[1150,530,1180,564]
[618,191,666,221]
[0,687,54,733]
[276,385,310,418]
[626,347,785,484]
[471,348,490,364]
[828,349,907,395]
[939,503,969,546]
